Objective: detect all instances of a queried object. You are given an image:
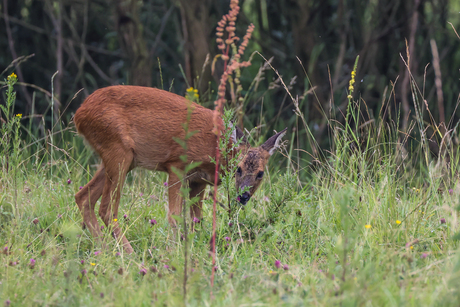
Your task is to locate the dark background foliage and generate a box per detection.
[1,0,460,163]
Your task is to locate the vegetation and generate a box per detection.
[2,0,460,305]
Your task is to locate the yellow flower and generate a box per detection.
[8,72,17,81]
[365,224,371,229]
[113,218,118,222]
[90,262,96,266]
[269,270,273,274]
[347,56,359,100]
[396,220,401,225]
[410,246,413,250]
[298,229,301,233]
[16,114,22,119]
[186,87,199,100]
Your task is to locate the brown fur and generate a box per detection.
[74,85,286,253]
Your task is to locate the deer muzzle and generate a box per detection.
[238,191,251,205]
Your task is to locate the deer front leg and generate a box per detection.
[189,182,207,226]
[167,172,183,227]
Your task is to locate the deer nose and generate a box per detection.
[238,192,251,205]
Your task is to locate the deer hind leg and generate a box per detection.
[98,152,134,254]
[75,165,106,239]
[189,182,206,226]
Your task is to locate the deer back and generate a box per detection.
[74,86,219,172]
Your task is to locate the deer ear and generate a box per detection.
[230,123,248,145]
[261,128,287,155]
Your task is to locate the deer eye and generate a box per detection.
[236,167,242,176]
[256,171,264,179]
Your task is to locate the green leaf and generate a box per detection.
[185,130,199,140]
[171,214,183,223]
[172,137,187,150]
[171,166,184,178]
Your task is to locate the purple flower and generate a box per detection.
[79,186,83,190]
[139,268,147,276]
[225,236,230,242]
[449,189,453,195]
[283,264,289,271]
[150,219,157,225]
[100,225,104,230]
[228,222,233,227]
[57,214,62,219]
[164,264,169,269]
[163,182,168,187]
[81,260,85,264]
[115,252,121,257]
[94,251,101,256]
[421,253,428,259]
[5,299,11,306]
[67,179,71,184]
[440,218,446,224]
[237,196,241,202]
[139,193,143,197]
[275,260,281,269]
[193,217,200,223]
[264,196,270,202]
[123,214,128,219]
[29,258,36,269]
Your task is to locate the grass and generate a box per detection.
[2,62,460,305]
[2,141,460,306]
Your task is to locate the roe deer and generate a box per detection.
[74,85,287,253]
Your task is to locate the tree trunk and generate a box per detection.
[177,0,213,94]
[115,0,152,87]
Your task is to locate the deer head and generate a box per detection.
[232,127,287,205]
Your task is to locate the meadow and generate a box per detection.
[2,58,460,307]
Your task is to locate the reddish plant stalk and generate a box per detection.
[210,129,220,291]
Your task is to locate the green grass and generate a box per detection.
[2,75,460,306]
[2,132,460,306]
